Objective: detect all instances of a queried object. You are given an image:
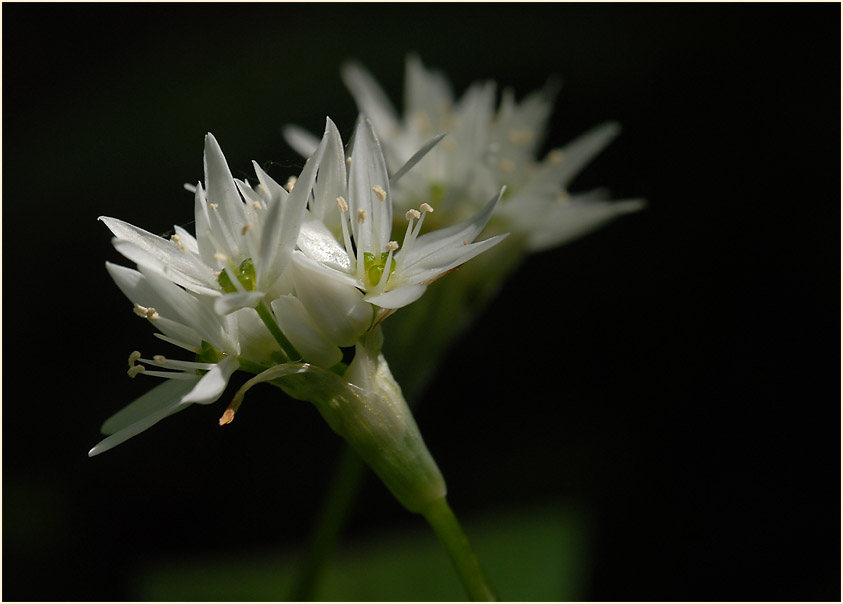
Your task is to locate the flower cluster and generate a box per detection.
[90,116,505,456]
[285,55,644,252]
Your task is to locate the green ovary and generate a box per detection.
[364,252,396,287]
[218,257,256,293]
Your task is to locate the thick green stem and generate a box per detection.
[422,497,497,602]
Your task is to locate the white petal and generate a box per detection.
[258,127,327,287]
[89,379,198,456]
[111,239,221,297]
[526,198,646,252]
[341,61,401,137]
[180,354,240,405]
[100,217,217,286]
[311,118,348,231]
[554,122,621,188]
[251,161,289,204]
[291,254,372,347]
[282,124,321,158]
[348,115,392,253]
[204,134,248,241]
[100,378,198,435]
[271,296,343,368]
[297,213,353,271]
[364,284,427,309]
[213,291,265,315]
[401,189,502,269]
[402,234,508,284]
[389,132,447,186]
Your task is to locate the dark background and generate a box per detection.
[3,2,840,601]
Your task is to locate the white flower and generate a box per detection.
[294,116,508,310]
[285,55,644,252]
[91,124,362,456]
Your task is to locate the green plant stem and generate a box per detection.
[422,497,497,602]
[287,446,367,601]
[255,300,300,361]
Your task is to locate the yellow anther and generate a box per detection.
[127,365,146,378]
[372,185,387,201]
[336,196,349,213]
[128,350,142,366]
[385,241,399,252]
[209,203,219,211]
[153,355,167,366]
[406,209,421,221]
[284,176,297,192]
[419,203,434,214]
[357,209,367,223]
[241,223,252,236]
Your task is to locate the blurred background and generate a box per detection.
[3,3,839,601]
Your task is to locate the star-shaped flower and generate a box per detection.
[294,116,507,310]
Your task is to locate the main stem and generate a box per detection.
[422,497,497,602]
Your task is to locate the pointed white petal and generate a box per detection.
[271,296,343,368]
[100,378,198,435]
[348,116,392,253]
[251,161,289,204]
[100,217,217,286]
[526,198,646,252]
[389,132,447,185]
[213,291,265,315]
[341,61,401,136]
[554,122,621,187]
[402,234,508,284]
[291,254,372,347]
[402,189,503,269]
[364,284,427,309]
[111,240,221,297]
[204,134,248,240]
[311,118,348,230]
[297,213,353,272]
[258,128,327,287]
[180,354,240,405]
[282,124,321,158]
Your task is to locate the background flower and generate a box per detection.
[3,3,838,602]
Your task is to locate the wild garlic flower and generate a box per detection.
[90,124,355,456]
[285,55,644,252]
[294,115,507,311]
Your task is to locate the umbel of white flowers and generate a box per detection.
[90,116,505,515]
[285,55,645,252]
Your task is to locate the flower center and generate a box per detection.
[218,257,256,293]
[364,251,397,288]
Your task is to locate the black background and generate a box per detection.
[3,2,840,601]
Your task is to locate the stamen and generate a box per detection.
[406,209,421,221]
[153,355,167,366]
[213,252,227,262]
[346,156,352,166]
[127,365,146,378]
[128,351,142,366]
[385,241,399,252]
[209,203,219,211]
[133,304,159,321]
[357,209,367,223]
[241,223,253,236]
[372,185,387,201]
[284,176,297,192]
[252,201,262,210]
[419,203,434,214]
[336,196,348,213]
